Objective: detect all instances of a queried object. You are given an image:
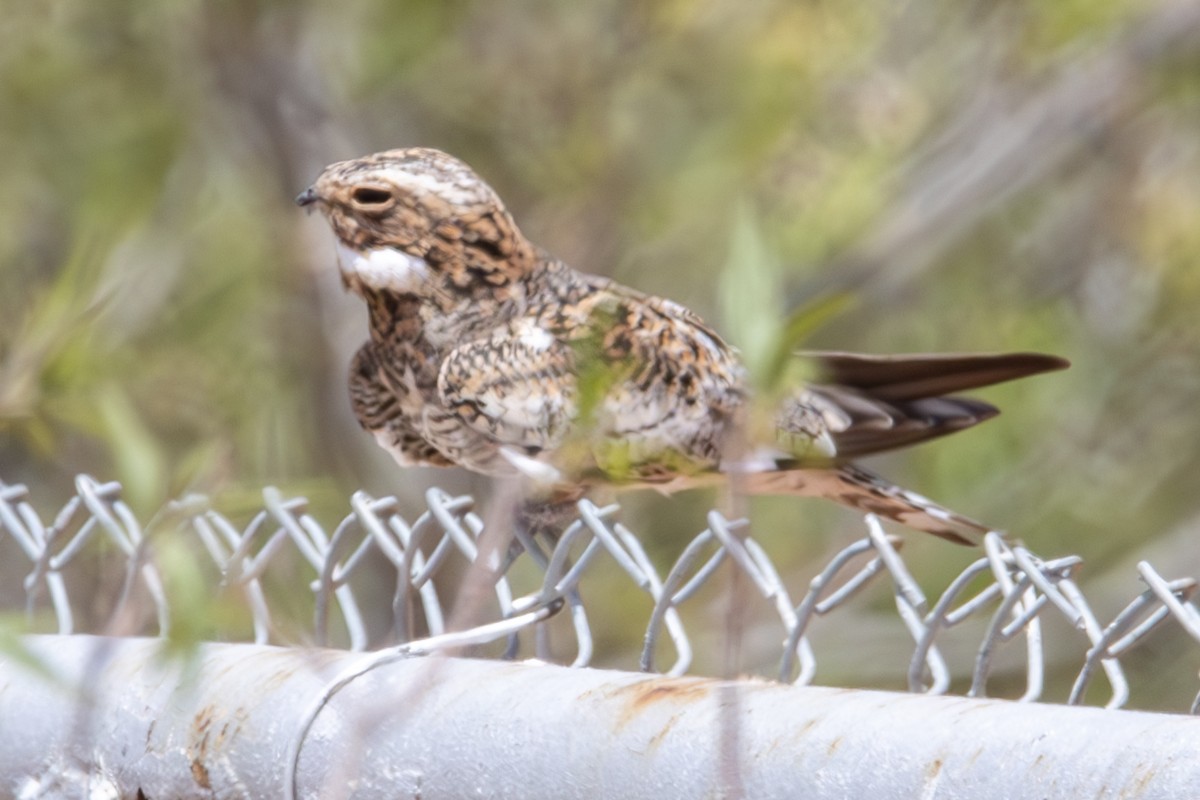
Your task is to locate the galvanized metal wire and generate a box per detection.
[3,473,1199,713]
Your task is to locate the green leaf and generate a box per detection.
[97,383,167,514]
[718,202,784,390]
[766,291,858,390]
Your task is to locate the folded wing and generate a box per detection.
[779,351,1068,459]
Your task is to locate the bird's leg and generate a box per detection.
[508,488,586,568]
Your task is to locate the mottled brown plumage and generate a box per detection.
[298,148,1067,545]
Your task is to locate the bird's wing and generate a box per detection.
[437,288,744,479]
[778,385,1001,459]
[799,350,1069,402]
[778,350,1068,459]
[437,318,578,452]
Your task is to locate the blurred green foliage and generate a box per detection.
[3,0,1200,704]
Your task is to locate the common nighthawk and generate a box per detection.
[297,148,1067,545]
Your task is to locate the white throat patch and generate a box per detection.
[336,242,431,293]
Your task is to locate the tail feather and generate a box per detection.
[737,462,991,546]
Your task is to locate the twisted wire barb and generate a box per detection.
[3,474,1200,712]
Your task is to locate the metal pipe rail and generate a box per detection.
[2,635,1197,799]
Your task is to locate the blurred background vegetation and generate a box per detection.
[3,0,1200,707]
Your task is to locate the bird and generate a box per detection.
[297,147,1067,546]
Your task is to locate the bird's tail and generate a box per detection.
[735,462,992,546]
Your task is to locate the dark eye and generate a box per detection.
[351,187,393,206]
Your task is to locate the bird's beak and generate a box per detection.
[295,187,320,207]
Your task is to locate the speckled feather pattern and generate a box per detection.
[299,148,1067,544]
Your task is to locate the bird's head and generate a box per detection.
[297,148,535,301]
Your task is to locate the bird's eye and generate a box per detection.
[351,187,393,206]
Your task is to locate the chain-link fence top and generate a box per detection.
[3,474,1199,713]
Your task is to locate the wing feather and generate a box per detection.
[801,350,1069,402]
[779,351,1067,459]
[437,318,577,451]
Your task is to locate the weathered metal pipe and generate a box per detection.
[1,635,1197,799]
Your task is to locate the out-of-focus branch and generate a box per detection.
[803,0,1200,301]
